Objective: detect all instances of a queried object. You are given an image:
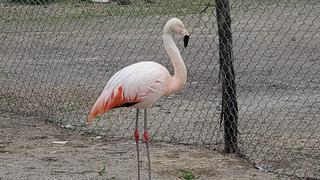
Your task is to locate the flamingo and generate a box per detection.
[87,17,189,180]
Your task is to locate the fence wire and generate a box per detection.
[0,0,319,178]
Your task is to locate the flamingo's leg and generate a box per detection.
[143,109,151,180]
[135,109,140,180]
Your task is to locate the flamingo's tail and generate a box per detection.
[87,91,110,124]
[87,86,138,124]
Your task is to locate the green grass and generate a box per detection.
[0,0,296,26]
[5,0,64,5]
[0,0,213,24]
[97,165,106,176]
[182,170,195,180]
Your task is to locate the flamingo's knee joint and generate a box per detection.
[143,131,150,143]
[134,128,139,143]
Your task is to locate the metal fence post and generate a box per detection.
[215,0,238,153]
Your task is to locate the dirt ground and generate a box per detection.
[0,0,319,179]
[0,111,291,180]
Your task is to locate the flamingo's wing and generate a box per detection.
[87,61,169,123]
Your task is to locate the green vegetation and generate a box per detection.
[182,170,195,180]
[7,0,63,5]
[0,0,214,30]
[97,165,107,176]
[0,0,213,17]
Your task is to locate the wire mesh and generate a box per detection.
[231,0,320,178]
[0,0,319,178]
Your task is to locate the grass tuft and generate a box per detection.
[182,170,195,180]
[98,165,107,176]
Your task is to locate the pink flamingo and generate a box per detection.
[87,18,189,180]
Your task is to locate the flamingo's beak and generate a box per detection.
[184,35,189,47]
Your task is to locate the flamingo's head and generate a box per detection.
[164,17,189,47]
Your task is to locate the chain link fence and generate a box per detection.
[0,0,319,178]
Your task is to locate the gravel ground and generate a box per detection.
[0,0,319,178]
[0,111,291,180]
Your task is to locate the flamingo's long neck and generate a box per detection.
[163,31,187,95]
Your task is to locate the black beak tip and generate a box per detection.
[183,35,189,47]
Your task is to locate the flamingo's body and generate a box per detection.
[87,18,189,180]
[87,61,171,122]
